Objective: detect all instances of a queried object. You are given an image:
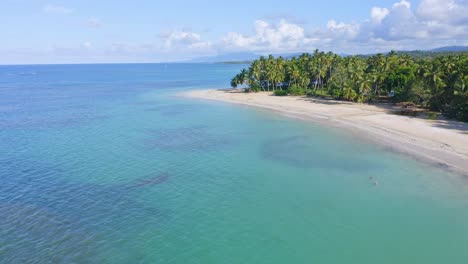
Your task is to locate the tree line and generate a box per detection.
[231,50,468,121]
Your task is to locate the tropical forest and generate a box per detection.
[231,50,468,121]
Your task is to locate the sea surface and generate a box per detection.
[1,63,467,264]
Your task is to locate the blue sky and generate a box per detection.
[1,0,467,64]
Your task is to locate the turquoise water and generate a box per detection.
[1,63,468,263]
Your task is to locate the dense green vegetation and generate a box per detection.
[231,50,468,122]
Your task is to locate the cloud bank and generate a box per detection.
[43,5,73,15]
[172,0,468,55]
[3,0,467,64]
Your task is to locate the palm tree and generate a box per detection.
[230,76,239,88]
[342,80,357,101]
[229,49,468,121]
[287,59,300,87]
[367,53,388,95]
[272,57,286,90]
[358,76,373,102]
[265,55,276,91]
[249,60,265,91]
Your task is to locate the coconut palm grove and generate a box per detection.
[231,50,468,121]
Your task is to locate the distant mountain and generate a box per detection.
[338,47,468,58]
[190,46,468,63]
[190,52,259,63]
[430,46,468,52]
[190,52,304,63]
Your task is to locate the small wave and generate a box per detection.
[18,72,38,76]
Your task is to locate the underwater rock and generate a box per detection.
[129,173,170,188]
[144,125,232,151]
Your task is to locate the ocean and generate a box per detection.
[1,63,467,263]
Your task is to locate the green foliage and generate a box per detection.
[231,50,468,121]
[403,80,432,106]
[329,87,343,99]
[426,112,439,120]
[342,85,357,101]
[249,82,262,92]
[385,66,416,102]
[288,85,306,96]
[306,90,316,97]
[230,77,238,88]
[441,95,468,122]
[274,90,288,96]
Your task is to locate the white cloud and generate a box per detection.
[5,0,466,64]
[218,0,467,54]
[85,18,102,28]
[371,0,425,40]
[365,0,468,43]
[393,0,411,9]
[326,20,360,38]
[43,5,73,14]
[82,42,92,49]
[115,0,466,58]
[222,19,318,52]
[160,30,212,50]
[370,7,389,24]
[223,32,256,48]
[416,0,468,25]
[39,0,465,64]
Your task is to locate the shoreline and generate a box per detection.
[182,89,468,175]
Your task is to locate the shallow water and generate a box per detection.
[1,63,467,263]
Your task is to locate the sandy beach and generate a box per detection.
[184,89,468,175]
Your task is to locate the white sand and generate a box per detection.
[183,89,468,174]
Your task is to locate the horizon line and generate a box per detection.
[1,46,466,66]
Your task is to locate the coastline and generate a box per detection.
[182,89,468,175]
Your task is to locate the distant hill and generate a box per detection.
[190,52,258,63]
[336,47,468,59]
[190,52,303,63]
[430,46,468,52]
[190,46,468,63]
[352,46,468,58]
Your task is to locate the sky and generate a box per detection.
[1,0,467,64]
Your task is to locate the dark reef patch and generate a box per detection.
[261,136,317,168]
[0,202,100,263]
[0,157,169,240]
[128,173,170,188]
[261,136,374,171]
[0,113,109,130]
[144,103,200,117]
[144,125,232,152]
